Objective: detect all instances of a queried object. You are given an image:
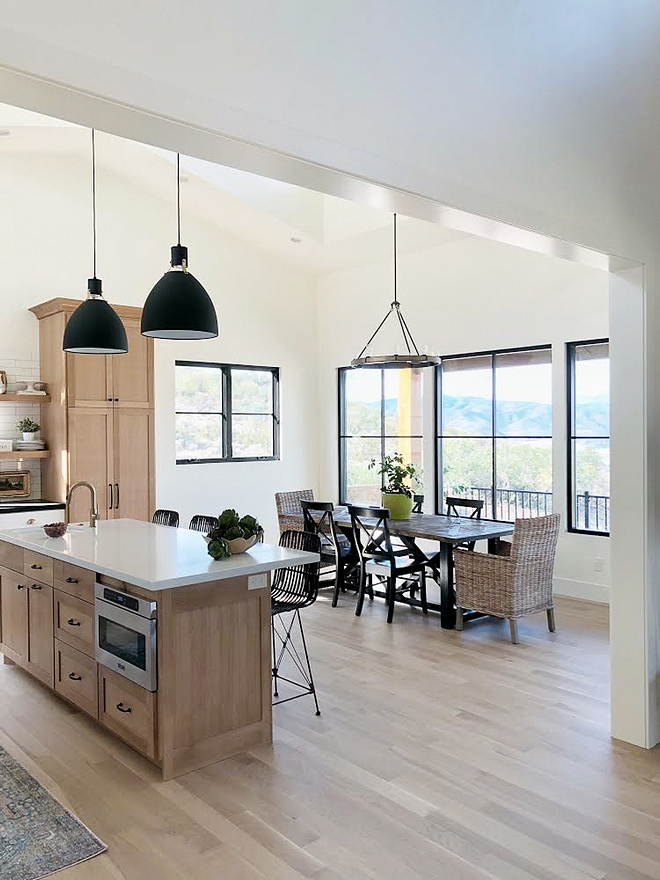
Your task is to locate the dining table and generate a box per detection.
[294,506,514,629]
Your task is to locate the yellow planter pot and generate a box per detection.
[381,493,413,520]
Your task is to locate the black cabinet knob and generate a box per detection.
[17,584,25,590]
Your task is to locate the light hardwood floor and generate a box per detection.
[2,593,660,880]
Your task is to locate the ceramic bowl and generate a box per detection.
[43,522,67,538]
[226,533,260,555]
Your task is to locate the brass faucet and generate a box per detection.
[66,481,100,529]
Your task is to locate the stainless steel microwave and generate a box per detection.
[94,583,157,691]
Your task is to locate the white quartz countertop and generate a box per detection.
[0,518,319,591]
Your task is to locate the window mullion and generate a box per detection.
[224,367,232,460]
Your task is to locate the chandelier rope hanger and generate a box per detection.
[351,213,439,368]
[62,129,129,355]
[141,153,219,340]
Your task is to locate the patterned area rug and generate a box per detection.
[0,745,107,880]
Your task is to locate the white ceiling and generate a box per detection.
[0,102,470,275]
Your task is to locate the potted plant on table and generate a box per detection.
[206,508,263,560]
[369,452,421,520]
[16,417,40,441]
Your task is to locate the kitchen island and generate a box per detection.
[0,519,318,779]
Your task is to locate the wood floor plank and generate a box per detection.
[2,596,660,879]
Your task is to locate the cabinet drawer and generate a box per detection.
[0,541,24,574]
[54,639,98,718]
[54,590,94,656]
[98,668,157,759]
[24,551,53,585]
[54,560,95,603]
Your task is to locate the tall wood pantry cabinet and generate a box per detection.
[30,299,155,524]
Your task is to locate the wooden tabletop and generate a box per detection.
[301,506,514,544]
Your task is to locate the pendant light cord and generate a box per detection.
[176,153,181,245]
[91,128,97,279]
[393,213,398,306]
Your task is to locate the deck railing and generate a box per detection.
[463,487,609,531]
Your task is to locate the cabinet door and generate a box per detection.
[68,408,114,521]
[113,408,153,522]
[25,581,54,687]
[0,567,28,663]
[67,353,113,407]
[109,320,153,408]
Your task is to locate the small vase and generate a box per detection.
[381,492,413,520]
[22,432,36,441]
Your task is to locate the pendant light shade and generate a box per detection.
[63,278,129,354]
[141,245,218,339]
[141,156,218,340]
[351,214,438,369]
[63,130,128,355]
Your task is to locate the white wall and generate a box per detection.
[0,144,318,538]
[317,234,610,602]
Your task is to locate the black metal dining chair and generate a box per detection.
[189,514,218,534]
[348,505,429,624]
[301,501,355,608]
[152,509,180,528]
[271,529,322,715]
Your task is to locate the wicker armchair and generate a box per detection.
[454,514,560,644]
[275,489,314,535]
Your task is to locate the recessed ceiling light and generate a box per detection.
[0,130,11,137]
[290,235,302,243]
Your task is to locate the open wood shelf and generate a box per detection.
[0,450,50,460]
[0,394,51,403]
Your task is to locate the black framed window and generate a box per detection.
[436,346,553,521]
[175,361,280,463]
[338,367,423,504]
[567,340,609,534]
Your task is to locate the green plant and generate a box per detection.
[206,508,262,560]
[16,417,40,434]
[368,452,420,498]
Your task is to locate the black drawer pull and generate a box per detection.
[65,577,79,584]
[116,702,132,714]
[67,618,81,627]
[17,584,25,590]
[68,672,82,681]
[30,564,42,570]
[30,584,42,590]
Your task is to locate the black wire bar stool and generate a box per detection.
[271,529,322,716]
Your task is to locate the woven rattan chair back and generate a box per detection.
[271,529,322,610]
[510,513,560,574]
[446,496,484,519]
[189,514,218,534]
[152,509,180,528]
[347,505,396,568]
[275,489,314,534]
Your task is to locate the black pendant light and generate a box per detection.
[63,130,128,355]
[351,214,438,368]
[141,154,218,339]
